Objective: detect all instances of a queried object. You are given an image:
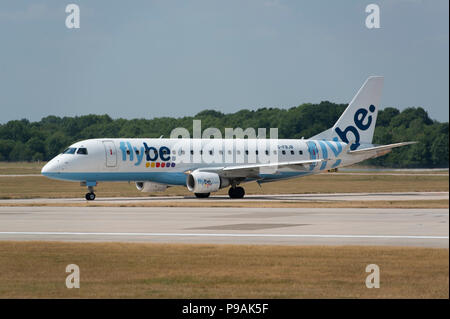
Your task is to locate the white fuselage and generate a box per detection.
[41,138,369,186]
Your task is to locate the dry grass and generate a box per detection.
[0,241,447,298]
[0,162,44,175]
[0,174,448,200]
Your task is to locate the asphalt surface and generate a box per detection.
[0,206,447,247]
[0,191,447,205]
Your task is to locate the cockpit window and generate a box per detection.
[77,148,88,155]
[62,148,77,154]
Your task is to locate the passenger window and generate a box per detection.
[282,150,286,155]
[299,150,303,155]
[77,148,88,155]
[265,150,269,155]
[135,149,140,155]
[290,150,294,155]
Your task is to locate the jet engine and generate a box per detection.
[186,171,230,193]
[135,181,167,192]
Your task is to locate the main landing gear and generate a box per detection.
[195,192,210,198]
[194,187,245,199]
[85,185,96,201]
[228,186,245,199]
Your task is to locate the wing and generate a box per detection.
[194,159,324,179]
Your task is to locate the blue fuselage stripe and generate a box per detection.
[42,171,311,185]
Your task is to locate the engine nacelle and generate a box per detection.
[186,171,230,193]
[135,181,167,192]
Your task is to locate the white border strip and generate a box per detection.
[0,232,447,240]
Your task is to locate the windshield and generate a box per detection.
[77,148,88,155]
[62,148,77,154]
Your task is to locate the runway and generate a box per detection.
[0,191,448,205]
[0,206,447,247]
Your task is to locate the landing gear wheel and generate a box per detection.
[195,192,210,198]
[228,186,245,199]
[85,192,96,201]
[84,184,96,201]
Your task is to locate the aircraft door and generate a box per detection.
[103,141,117,167]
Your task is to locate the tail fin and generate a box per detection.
[311,76,384,150]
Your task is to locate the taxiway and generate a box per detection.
[0,206,447,247]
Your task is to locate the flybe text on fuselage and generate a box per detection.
[119,141,173,167]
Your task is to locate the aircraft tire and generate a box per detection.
[228,186,245,199]
[194,192,210,198]
[85,192,96,201]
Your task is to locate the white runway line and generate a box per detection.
[0,231,447,240]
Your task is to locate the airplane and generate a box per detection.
[41,76,415,200]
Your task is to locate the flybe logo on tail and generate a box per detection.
[335,105,376,150]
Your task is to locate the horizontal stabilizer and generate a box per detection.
[347,141,417,157]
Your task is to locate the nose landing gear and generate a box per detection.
[85,192,96,201]
[85,185,96,201]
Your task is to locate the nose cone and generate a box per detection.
[41,158,60,177]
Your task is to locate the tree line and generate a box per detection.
[0,102,447,167]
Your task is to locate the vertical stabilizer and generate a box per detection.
[311,76,384,150]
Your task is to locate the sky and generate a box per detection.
[0,0,448,123]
